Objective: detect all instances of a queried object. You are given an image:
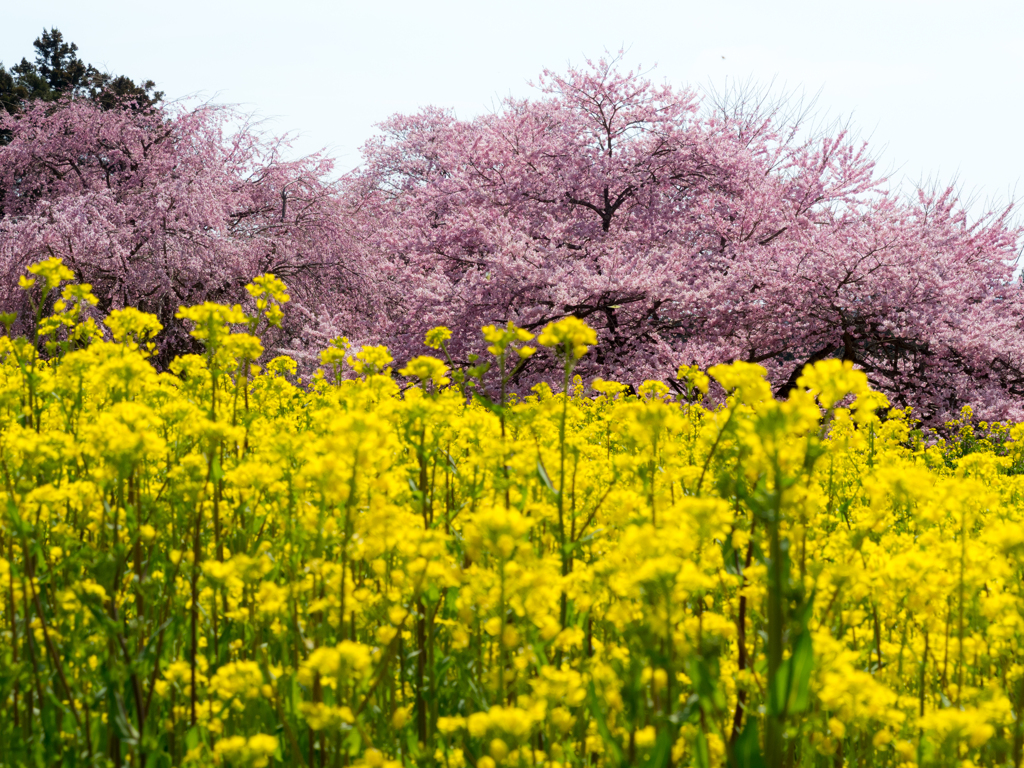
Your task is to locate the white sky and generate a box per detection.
[3,0,1022,213]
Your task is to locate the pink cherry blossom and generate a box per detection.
[347,55,1023,422]
[2,56,1020,423]
[0,99,386,362]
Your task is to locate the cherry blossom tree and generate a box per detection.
[0,98,384,362]
[347,55,1023,421]
[1,55,1020,422]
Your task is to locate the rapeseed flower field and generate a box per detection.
[2,258,1023,768]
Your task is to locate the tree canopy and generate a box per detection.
[0,52,1020,422]
[0,99,382,364]
[347,56,1024,421]
[0,28,161,119]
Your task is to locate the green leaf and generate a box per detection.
[688,658,721,710]
[721,534,742,576]
[444,450,460,476]
[345,727,363,756]
[472,392,503,416]
[788,629,814,713]
[111,689,139,743]
[769,629,814,716]
[670,693,700,726]
[145,746,172,768]
[692,730,711,768]
[794,588,817,629]
[136,616,175,664]
[537,460,556,494]
[730,717,766,768]
[587,681,624,766]
[405,727,419,757]
[640,729,672,768]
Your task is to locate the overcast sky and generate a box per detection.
[3,0,1021,213]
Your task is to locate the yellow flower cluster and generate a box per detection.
[1,259,1023,768]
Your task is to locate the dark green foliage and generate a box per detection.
[0,27,162,119]
[0,67,28,117]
